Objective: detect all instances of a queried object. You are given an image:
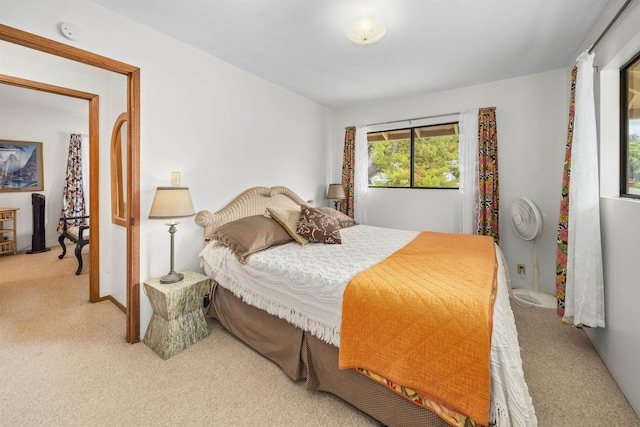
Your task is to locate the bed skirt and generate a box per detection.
[208,282,448,427]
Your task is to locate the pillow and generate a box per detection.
[296,206,342,244]
[209,215,293,263]
[265,206,308,245]
[315,207,356,229]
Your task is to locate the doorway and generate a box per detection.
[0,24,141,343]
[0,75,99,299]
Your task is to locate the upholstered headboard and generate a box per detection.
[195,186,307,242]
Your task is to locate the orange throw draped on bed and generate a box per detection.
[339,232,498,426]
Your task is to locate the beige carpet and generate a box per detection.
[512,301,640,427]
[1,248,639,426]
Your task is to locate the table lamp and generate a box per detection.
[327,184,346,211]
[148,186,195,283]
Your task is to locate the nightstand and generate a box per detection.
[143,270,210,359]
[0,208,18,256]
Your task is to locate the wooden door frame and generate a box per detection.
[0,24,142,343]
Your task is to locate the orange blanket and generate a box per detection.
[339,232,497,426]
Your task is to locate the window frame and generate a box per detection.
[620,50,640,199]
[367,121,460,190]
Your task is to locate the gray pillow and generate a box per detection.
[315,207,356,229]
[210,215,293,263]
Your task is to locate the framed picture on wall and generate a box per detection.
[0,140,44,192]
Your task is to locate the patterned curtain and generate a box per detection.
[477,107,500,245]
[341,126,356,218]
[556,66,577,317]
[57,134,86,232]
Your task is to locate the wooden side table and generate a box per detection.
[0,208,18,256]
[143,270,210,359]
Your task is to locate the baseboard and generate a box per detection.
[98,295,126,313]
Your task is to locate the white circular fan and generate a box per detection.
[511,198,543,241]
[510,198,556,309]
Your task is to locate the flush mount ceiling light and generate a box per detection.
[346,16,386,45]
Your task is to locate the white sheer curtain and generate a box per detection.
[564,51,605,328]
[458,108,479,234]
[354,125,368,225]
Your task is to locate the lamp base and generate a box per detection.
[160,271,184,284]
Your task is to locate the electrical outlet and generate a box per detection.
[517,264,526,276]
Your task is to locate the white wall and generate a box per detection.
[334,69,568,296]
[0,98,88,251]
[0,1,333,339]
[578,0,640,415]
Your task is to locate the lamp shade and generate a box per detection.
[148,187,195,219]
[327,184,346,200]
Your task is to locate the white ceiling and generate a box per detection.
[92,0,611,110]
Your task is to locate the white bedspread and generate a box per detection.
[199,224,536,426]
[200,224,416,346]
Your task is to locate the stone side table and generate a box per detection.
[143,270,210,359]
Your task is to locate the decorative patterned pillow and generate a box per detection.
[209,215,293,263]
[265,206,308,245]
[296,206,342,244]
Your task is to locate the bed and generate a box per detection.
[196,186,536,427]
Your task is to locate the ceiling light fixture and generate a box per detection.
[346,17,386,45]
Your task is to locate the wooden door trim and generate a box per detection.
[127,68,141,342]
[0,24,142,343]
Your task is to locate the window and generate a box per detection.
[621,51,640,198]
[367,122,459,188]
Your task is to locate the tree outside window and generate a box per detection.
[622,51,640,197]
[368,123,459,189]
